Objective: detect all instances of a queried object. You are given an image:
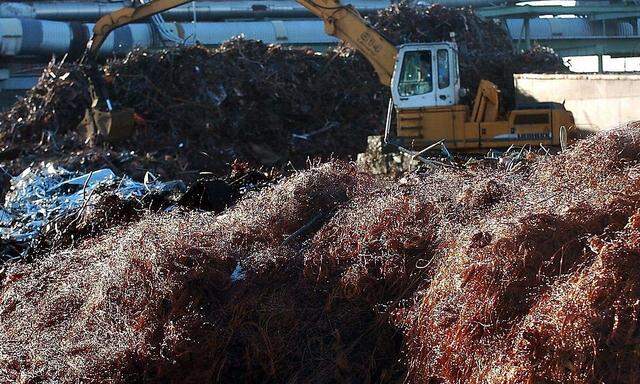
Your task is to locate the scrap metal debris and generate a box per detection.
[0,164,184,259]
[1,127,639,383]
[0,158,274,260]
[0,5,567,184]
[0,39,384,182]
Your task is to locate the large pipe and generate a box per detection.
[0,1,392,22]
[1,17,635,58]
[505,18,635,39]
[0,18,339,57]
[0,0,533,22]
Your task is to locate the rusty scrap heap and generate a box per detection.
[0,39,384,182]
[0,126,639,383]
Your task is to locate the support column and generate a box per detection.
[524,17,531,50]
[598,54,604,73]
[516,18,525,52]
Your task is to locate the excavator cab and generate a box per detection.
[391,42,461,110]
[296,0,575,157]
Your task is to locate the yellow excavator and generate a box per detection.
[298,0,574,151]
[81,0,574,151]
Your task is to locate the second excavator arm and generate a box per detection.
[296,0,397,86]
[80,0,194,141]
[87,0,193,59]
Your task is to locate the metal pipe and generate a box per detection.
[0,18,339,57]
[1,17,635,58]
[0,1,391,22]
[1,0,540,22]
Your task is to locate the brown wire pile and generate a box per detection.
[1,125,639,383]
[0,162,408,383]
[401,125,640,383]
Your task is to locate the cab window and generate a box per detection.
[437,49,450,89]
[398,51,433,97]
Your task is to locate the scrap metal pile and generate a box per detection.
[0,159,274,260]
[0,4,567,183]
[0,39,384,182]
[0,165,183,259]
[0,3,610,383]
[0,126,638,383]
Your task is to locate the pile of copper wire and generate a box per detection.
[1,126,639,383]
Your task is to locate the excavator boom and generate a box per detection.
[296,0,397,86]
[470,80,500,123]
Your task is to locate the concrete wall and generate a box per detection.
[514,73,640,132]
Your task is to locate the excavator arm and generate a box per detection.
[87,0,193,58]
[88,0,397,83]
[296,0,397,86]
[81,0,195,141]
[470,80,500,123]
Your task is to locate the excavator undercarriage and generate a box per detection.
[391,80,574,150]
[358,80,574,174]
